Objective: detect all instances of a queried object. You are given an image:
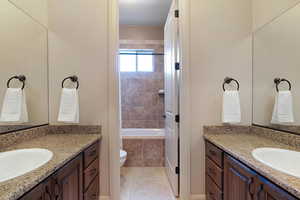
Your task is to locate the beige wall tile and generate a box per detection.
[123,139,165,167]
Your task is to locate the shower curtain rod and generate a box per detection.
[119,53,164,56]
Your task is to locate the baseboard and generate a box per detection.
[99,196,110,200]
[190,194,206,200]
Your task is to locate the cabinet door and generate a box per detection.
[257,177,297,200]
[20,178,52,200]
[54,154,83,200]
[224,154,256,200]
[44,178,53,200]
[19,184,44,200]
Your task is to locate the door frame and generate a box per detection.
[107,0,191,199]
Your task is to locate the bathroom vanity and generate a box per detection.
[205,140,297,200]
[203,125,300,200]
[0,126,101,200]
[18,140,100,200]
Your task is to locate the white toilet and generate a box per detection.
[120,149,127,167]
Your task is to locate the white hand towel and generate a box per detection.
[222,90,241,123]
[0,88,28,123]
[58,88,79,123]
[271,91,294,124]
[20,90,28,123]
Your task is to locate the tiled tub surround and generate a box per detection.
[120,42,165,129]
[123,138,165,167]
[0,125,101,200]
[203,125,300,199]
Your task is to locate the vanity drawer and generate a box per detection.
[84,158,99,191]
[84,176,99,200]
[206,141,223,167]
[206,157,223,189]
[206,175,223,200]
[84,141,99,168]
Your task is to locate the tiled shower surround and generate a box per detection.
[120,42,165,129]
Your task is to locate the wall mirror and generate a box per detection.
[0,0,48,134]
[253,3,300,134]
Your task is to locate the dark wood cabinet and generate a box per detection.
[44,179,53,200]
[19,183,44,200]
[205,140,299,200]
[205,141,224,200]
[83,141,100,199]
[84,159,99,191]
[53,155,83,200]
[19,140,100,200]
[257,177,297,200]
[84,175,99,200]
[224,154,256,200]
[20,178,52,200]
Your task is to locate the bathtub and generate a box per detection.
[121,128,165,139]
[121,128,165,167]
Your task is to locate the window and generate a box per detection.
[120,54,136,72]
[119,49,154,72]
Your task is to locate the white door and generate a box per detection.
[164,0,180,197]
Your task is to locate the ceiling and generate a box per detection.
[119,0,173,26]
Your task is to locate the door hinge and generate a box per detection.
[175,62,180,70]
[175,166,180,174]
[175,10,179,18]
[175,114,180,123]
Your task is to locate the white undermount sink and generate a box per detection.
[252,148,300,178]
[0,148,53,183]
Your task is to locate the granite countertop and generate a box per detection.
[0,133,101,200]
[204,128,300,198]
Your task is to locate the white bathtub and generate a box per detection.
[121,128,165,139]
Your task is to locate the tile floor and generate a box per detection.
[121,167,177,200]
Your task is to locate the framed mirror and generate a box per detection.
[0,0,48,134]
[253,3,300,134]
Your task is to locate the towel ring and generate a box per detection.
[7,75,26,90]
[222,77,240,91]
[274,78,291,92]
[62,76,79,89]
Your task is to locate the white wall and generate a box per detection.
[47,0,110,195]
[9,0,48,27]
[189,0,253,195]
[252,0,300,31]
